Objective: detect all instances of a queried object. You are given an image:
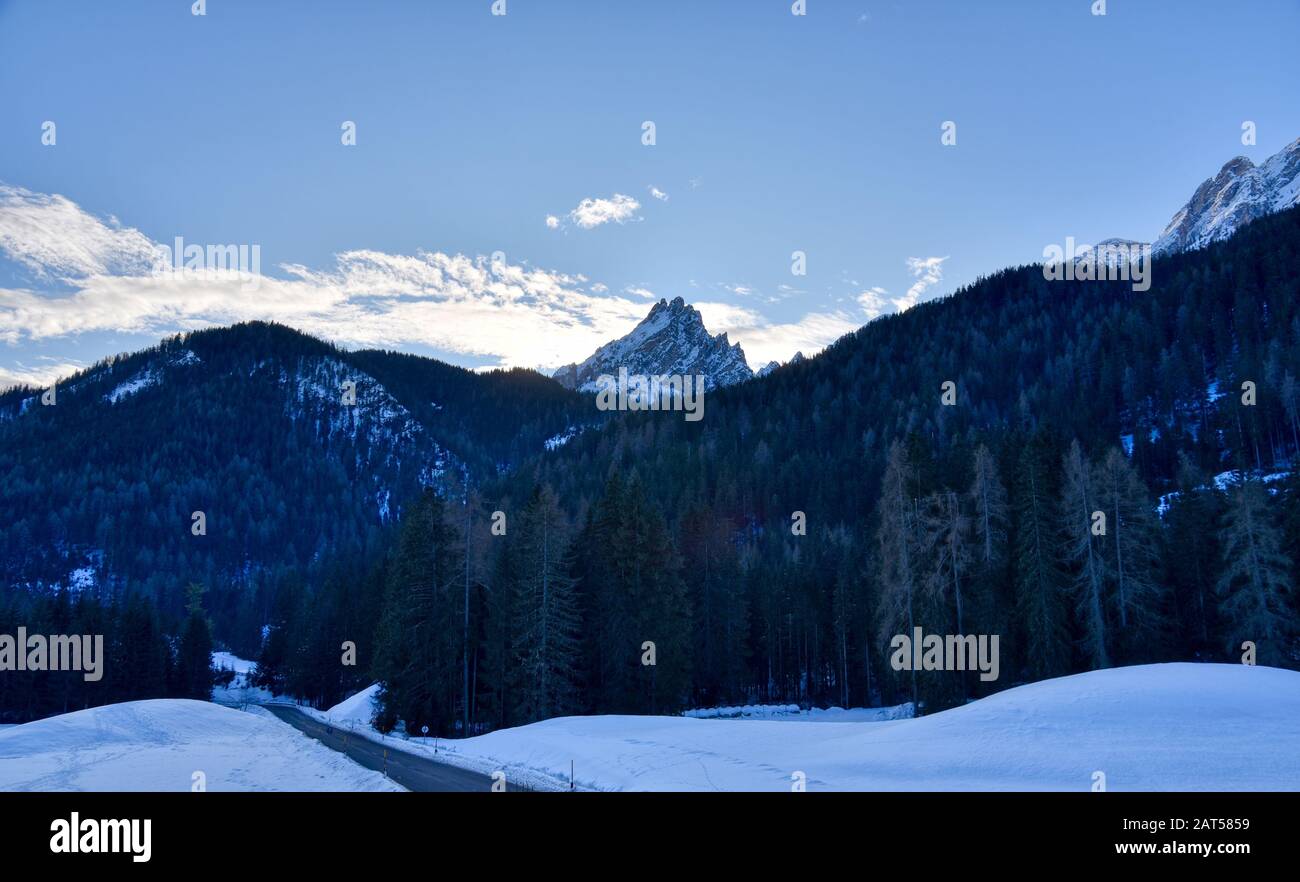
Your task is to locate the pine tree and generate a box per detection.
[1216,478,1295,666]
[876,440,922,705]
[576,475,692,714]
[920,489,973,634]
[373,490,461,734]
[1096,447,1167,659]
[1013,433,1069,679]
[509,484,581,723]
[1164,454,1221,652]
[174,583,214,700]
[969,443,1009,569]
[1062,440,1110,668]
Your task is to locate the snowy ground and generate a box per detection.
[310,682,382,726]
[0,699,403,792]
[334,663,1300,791]
[211,650,275,705]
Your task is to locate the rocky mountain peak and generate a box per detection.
[553,297,754,392]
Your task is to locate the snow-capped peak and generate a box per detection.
[553,296,754,392]
[1153,136,1300,257]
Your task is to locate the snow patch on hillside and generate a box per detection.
[105,368,160,403]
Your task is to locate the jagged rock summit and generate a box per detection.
[553,296,754,392]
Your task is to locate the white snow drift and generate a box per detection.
[0,699,402,792]
[377,663,1300,791]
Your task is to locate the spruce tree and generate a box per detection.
[1013,433,1069,679]
[876,440,922,706]
[1096,446,1167,659]
[1216,478,1295,666]
[1062,440,1110,668]
[509,484,581,723]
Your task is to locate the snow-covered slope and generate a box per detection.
[0,699,402,791]
[553,296,754,392]
[314,683,382,726]
[1072,237,1151,268]
[1154,137,1300,256]
[384,664,1300,791]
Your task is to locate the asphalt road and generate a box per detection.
[264,705,499,792]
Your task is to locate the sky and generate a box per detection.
[2,0,1299,390]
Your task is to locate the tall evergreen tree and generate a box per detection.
[509,484,581,723]
[1062,440,1110,668]
[373,490,461,734]
[1096,447,1167,659]
[1216,478,1295,666]
[969,443,1009,569]
[1013,433,1069,679]
[876,440,922,705]
[174,583,214,700]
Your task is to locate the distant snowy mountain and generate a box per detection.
[1153,137,1300,256]
[1072,237,1151,268]
[553,296,754,392]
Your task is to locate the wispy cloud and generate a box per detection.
[694,301,858,367]
[0,184,871,387]
[0,184,161,280]
[0,186,657,376]
[0,358,86,391]
[648,186,669,202]
[894,255,949,312]
[856,286,890,320]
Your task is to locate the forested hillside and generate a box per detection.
[0,322,589,668]
[262,206,1300,734]
[5,208,1300,729]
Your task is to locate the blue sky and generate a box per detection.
[2,0,1299,389]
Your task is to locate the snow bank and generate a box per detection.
[317,683,381,726]
[0,699,403,792]
[397,663,1300,791]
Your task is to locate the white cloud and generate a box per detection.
[0,185,871,383]
[545,215,560,229]
[694,301,858,367]
[648,186,669,202]
[0,187,659,374]
[568,193,640,229]
[0,184,161,280]
[0,359,85,392]
[856,286,890,320]
[894,255,949,312]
